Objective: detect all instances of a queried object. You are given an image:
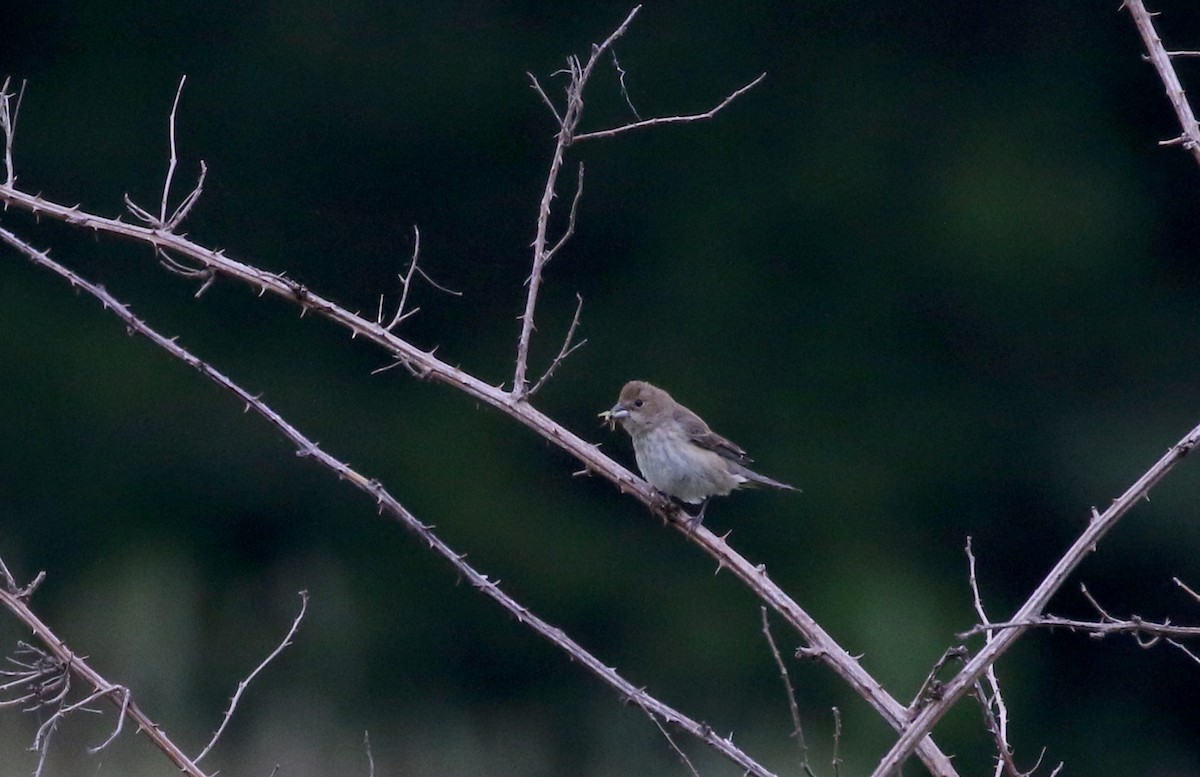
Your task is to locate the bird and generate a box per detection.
[600,380,796,526]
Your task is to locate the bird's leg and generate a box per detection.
[687,498,710,530]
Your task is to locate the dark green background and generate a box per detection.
[3,2,1200,775]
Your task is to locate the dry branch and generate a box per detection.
[0,226,777,777]
[0,89,964,777]
[0,563,208,777]
[1123,1,1200,166]
[0,13,964,772]
[870,423,1200,776]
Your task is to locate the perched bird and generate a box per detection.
[600,380,796,525]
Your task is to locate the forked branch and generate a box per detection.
[0,561,208,777]
[870,423,1200,776]
[511,5,763,398]
[0,225,778,777]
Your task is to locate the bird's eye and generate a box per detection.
[633,399,644,408]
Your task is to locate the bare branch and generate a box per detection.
[831,706,843,777]
[1174,576,1200,603]
[0,77,25,186]
[574,72,766,143]
[527,73,563,126]
[194,591,309,763]
[377,225,461,332]
[0,564,209,777]
[1123,1,1200,167]
[650,715,701,777]
[871,422,1200,776]
[513,8,641,397]
[611,50,641,120]
[0,75,961,774]
[364,731,376,777]
[527,292,586,397]
[160,75,187,225]
[545,162,585,261]
[0,225,778,777]
[966,538,1018,777]
[122,75,207,231]
[760,607,817,777]
[384,224,423,330]
[512,9,764,399]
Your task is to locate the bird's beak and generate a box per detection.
[598,401,629,429]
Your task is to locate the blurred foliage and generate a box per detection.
[3,2,1200,775]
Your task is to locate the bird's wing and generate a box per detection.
[677,407,753,464]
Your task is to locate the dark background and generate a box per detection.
[3,2,1200,775]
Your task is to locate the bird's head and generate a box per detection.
[599,380,672,435]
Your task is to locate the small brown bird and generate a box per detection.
[600,380,796,525]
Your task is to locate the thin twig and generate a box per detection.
[0,77,25,186]
[122,75,207,231]
[364,731,376,777]
[384,225,423,330]
[160,75,186,225]
[573,73,766,143]
[379,224,460,331]
[527,292,587,397]
[831,706,842,777]
[650,715,701,777]
[958,612,1200,643]
[611,50,641,120]
[760,607,816,777]
[545,162,585,261]
[966,538,1018,777]
[194,591,309,763]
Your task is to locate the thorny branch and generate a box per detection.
[512,5,763,399]
[1122,1,1200,167]
[0,14,962,774]
[0,226,778,777]
[869,421,1200,777]
[0,559,209,777]
[957,581,1200,667]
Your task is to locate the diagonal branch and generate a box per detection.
[0,569,209,777]
[0,178,960,776]
[870,421,1200,777]
[527,292,586,397]
[761,608,817,777]
[0,225,778,777]
[1123,0,1200,166]
[194,591,309,763]
[0,177,962,777]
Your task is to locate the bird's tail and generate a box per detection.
[740,467,799,492]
